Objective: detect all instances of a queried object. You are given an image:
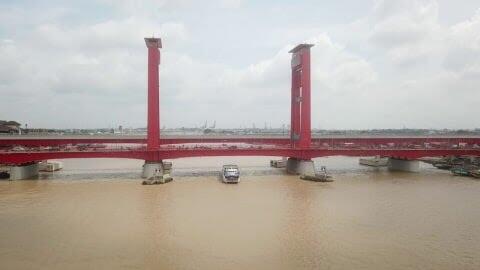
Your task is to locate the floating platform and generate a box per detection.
[300,174,333,182]
[300,166,333,182]
[142,174,173,185]
[451,165,480,179]
[270,159,286,168]
[39,161,63,172]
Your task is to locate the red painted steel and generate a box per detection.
[1,147,480,166]
[290,69,298,145]
[145,38,161,151]
[299,46,312,148]
[1,136,480,147]
[291,51,300,147]
[289,44,314,148]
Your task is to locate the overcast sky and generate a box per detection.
[0,0,479,129]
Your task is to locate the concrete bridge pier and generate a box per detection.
[286,158,315,175]
[9,163,40,180]
[142,161,165,179]
[388,158,420,172]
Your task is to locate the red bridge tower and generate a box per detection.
[289,44,313,149]
[145,37,162,151]
[143,37,164,179]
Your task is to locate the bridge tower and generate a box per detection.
[145,37,162,150]
[143,37,165,180]
[289,44,313,148]
[287,44,315,175]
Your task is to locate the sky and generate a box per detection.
[0,0,479,130]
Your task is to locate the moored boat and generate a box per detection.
[469,170,480,179]
[300,166,333,182]
[270,159,286,168]
[39,161,63,172]
[300,174,333,182]
[451,167,471,177]
[433,162,452,170]
[142,169,173,185]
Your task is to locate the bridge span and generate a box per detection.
[2,147,480,166]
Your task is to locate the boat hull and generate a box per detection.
[300,174,333,182]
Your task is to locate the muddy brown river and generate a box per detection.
[1,157,479,269]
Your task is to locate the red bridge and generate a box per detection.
[1,38,479,179]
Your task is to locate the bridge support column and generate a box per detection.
[286,158,315,175]
[142,161,173,185]
[388,158,420,172]
[142,161,164,179]
[9,163,39,180]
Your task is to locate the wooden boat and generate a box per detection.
[469,170,480,179]
[451,167,470,177]
[433,162,452,170]
[300,174,333,182]
[142,171,173,185]
[300,166,333,182]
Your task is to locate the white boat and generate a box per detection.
[222,165,240,183]
[39,161,63,172]
[270,159,286,168]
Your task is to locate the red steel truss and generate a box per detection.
[1,147,480,166]
[1,38,479,166]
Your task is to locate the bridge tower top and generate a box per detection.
[145,37,162,48]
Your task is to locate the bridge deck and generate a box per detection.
[1,136,479,165]
[1,146,480,165]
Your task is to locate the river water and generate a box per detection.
[0,157,479,270]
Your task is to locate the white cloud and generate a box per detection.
[307,35,377,94]
[219,0,244,9]
[444,9,480,76]
[369,0,443,65]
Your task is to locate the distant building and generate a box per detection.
[0,120,21,134]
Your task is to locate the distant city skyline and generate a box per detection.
[1,0,479,129]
